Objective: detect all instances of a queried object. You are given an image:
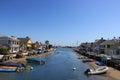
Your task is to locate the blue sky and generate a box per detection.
[0,0,120,46]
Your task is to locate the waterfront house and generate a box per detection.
[80,42,91,51]
[32,41,40,50]
[18,36,33,52]
[100,40,116,54]
[92,38,106,54]
[0,34,20,53]
[108,43,120,55]
[79,43,87,54]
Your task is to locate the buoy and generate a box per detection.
[30,67,33,70]
[73,67,76,71]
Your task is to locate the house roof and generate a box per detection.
[0,34,9,39]
[0,34,7,37]
[100,40,116,45]
[18,37,33,45]
[0,35,19,41]
[18,38,30,43]
[9,36,19,41]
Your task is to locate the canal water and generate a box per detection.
[0,48,113,80]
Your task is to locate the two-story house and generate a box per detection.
[92,38,106,54]
[100,40,116,54]
[0,34,20,53]
[18,36,33,51]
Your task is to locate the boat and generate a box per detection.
[0,66,17,69]
[0,68,16,72]
[95,61,105,66]
[78,56,86,59]
[0,66,17,72]
[85,67,109,75]
[82,59,95,63]
[0,62,25,72]
[0,62,24,68]
[26,58,45,64]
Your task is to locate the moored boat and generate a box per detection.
[82,59,95,63]
[0,62,25,72]
[26,58,45,64]
[0,65,17,72]
[0,66,17,69]
[95,61,105,66]
[0,62,24,68]
[85,67,109,75]
[0,68,17,72]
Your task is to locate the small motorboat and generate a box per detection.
[0,65,17,72]
[78,56,86,59]
[0,62,24,68]
[82,59,94,63]
[95,61,105,66]
[0,68,17,72]
[0,66,17,69]
[0,62,25,72]
[85,67,109,75]
[26,58,45,64]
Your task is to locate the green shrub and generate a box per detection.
[0,48,8,55]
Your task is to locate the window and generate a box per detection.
[116,49,120,55]
[8,40,11,44]
[107,45,110,48]
[103,45,105,48]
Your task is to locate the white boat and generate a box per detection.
[82,59,95,62]
[85,67,109,75]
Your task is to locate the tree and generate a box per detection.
[45,40,49,50]
[45,40,49,45]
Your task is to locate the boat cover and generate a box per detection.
[96,62,105,66]
[0,62,23,67]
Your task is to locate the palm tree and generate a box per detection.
[45,40,49,50]
[45,40,49,45]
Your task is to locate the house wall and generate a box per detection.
[0,38,9,45]
[27,40,32,44]
[109,49,120,59]
[9,40,20,53]
[106,44,113,54]
[100,44,114,54]
[27,40,32,47]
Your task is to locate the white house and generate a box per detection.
[0,34,20,53]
